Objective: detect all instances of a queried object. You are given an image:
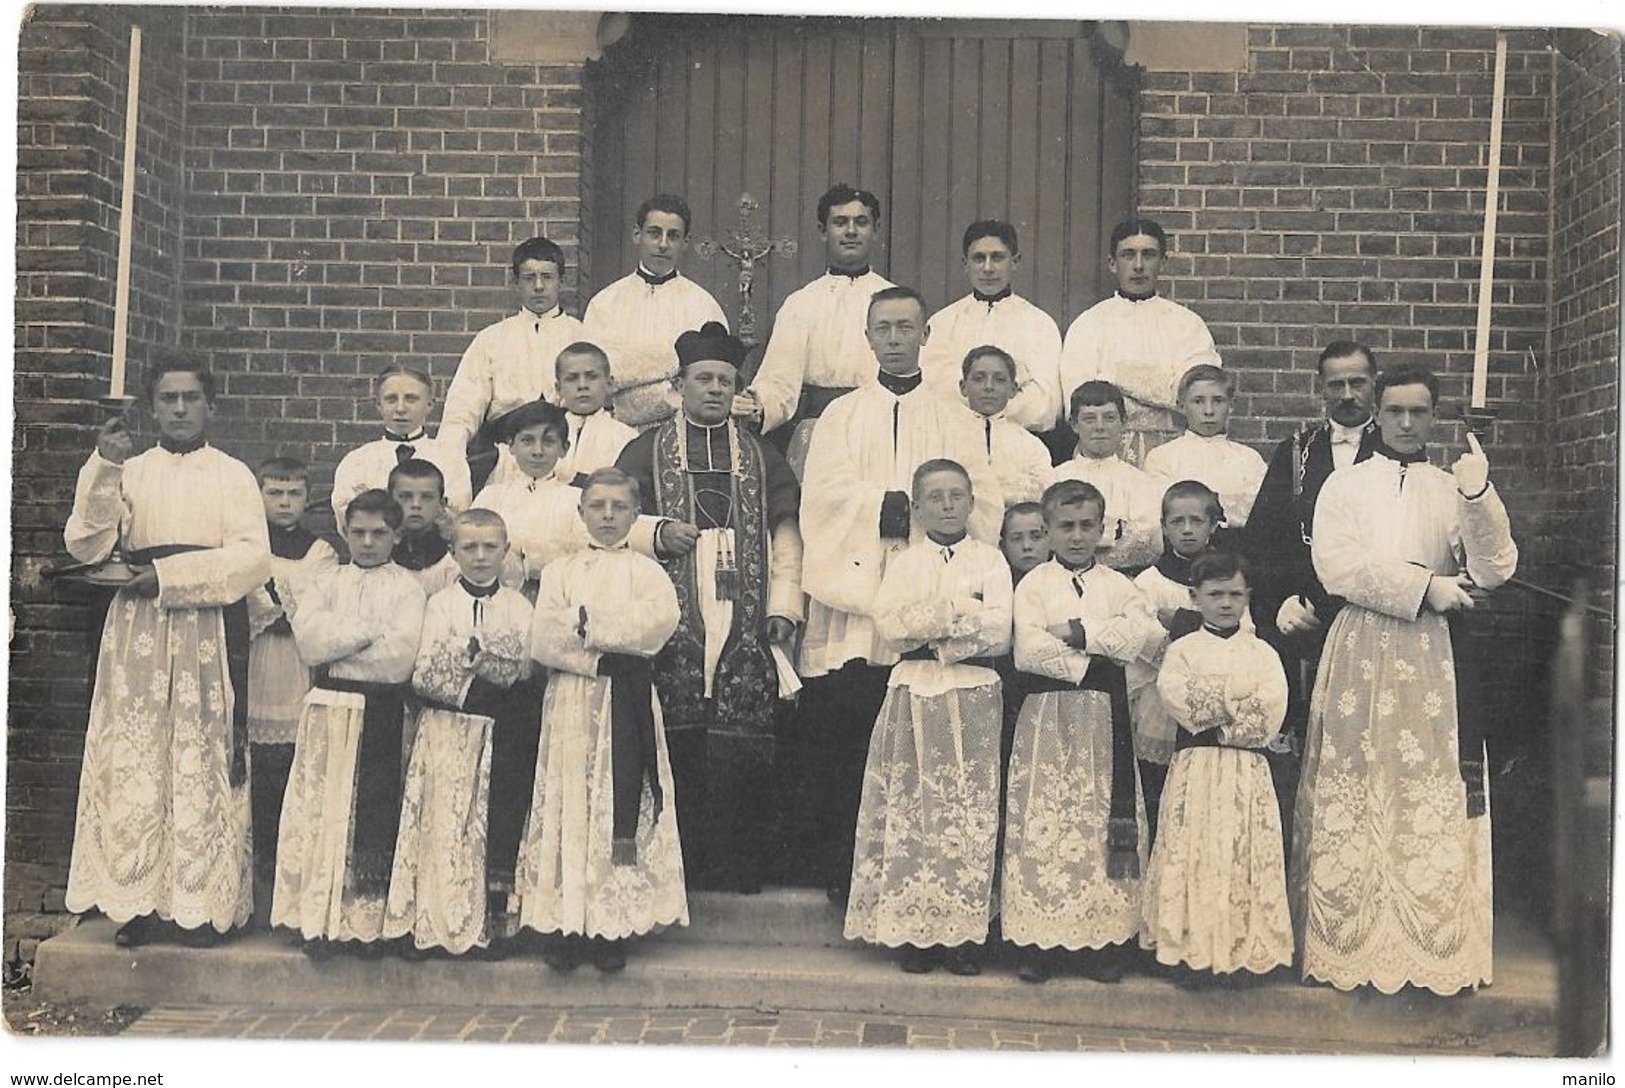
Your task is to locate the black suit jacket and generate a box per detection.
[1245,421,1379,638]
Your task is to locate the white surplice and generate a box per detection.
[1045,454,1166,572]
[1294,453,1517,995]
[513,545,688,938]
[331,433,473,524]
[473,476,594,586]
[1143,431,1268,529]
[63,446,272,932]
[845,538,1012,948]
[748,269,896,435]
[964,408,1053,509]
[439,307,587,454]
[555,407,638,486]
[384,581,533,954]
[583,271,727,430]
[798,381,1003,677]
[247,537,340,745]
[271,561,426,942]
[1001,560,1163,949]
[1130,562,1256,764]
[919,292,1064,432]
[1058,294,1221,459]
[1141,627,1292,975]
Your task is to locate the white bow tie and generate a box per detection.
[1330,427,1361,447]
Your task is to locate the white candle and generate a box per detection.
[1470,32,1508,410]
[109,24,142,401]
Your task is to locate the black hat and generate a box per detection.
[492,399,569,444]
[674,321,747,371]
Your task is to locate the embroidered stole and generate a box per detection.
[650,419,775,746]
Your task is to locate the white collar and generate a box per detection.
[519,306,565,323]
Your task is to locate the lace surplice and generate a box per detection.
[844,539,1013,947]
[63,446,271,932]
[1140,628,1292,974]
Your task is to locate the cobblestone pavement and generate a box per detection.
[123,1004,1423,1054]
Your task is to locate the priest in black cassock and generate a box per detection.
[616,322,804,893]
[1243,340,1379,836]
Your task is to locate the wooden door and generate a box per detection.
[585,15,1138,348]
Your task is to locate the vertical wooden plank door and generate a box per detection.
[586,15,1138,351]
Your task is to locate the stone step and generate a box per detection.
[35,917,1558,1053]
[673,888,845,947]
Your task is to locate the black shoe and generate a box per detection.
[114,917,154,948]
[592,938,627,974]
[176,925,219,949]
[1078,951,1124,984]
[541,934,582,972]
[398,939,430,962]
[945,945,982,976]
[352,939,386,960]
[301,937,332,961]
[1017,952,1053,984]
[899,945,936,974]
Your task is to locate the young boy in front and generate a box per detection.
[844,460,1012,976]
[553,342,638,488]
[1141,551,1290,985]
[247,456,338,921]
[999,501,1049,586]
[273,490,426,957]
[959,346,1053,508]
[332,365,472,527]
[513,468,686,973]
[388,459,461,598]
[385,509,537,957]
[1143,365,1267,530]
[1130,480,1238,835]
[1003,479,1163,983]
[1046,381,1164,573]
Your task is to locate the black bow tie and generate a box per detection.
[828,265,871,280]
[877,369,922,396]
[158,436,206,456]
[394,444,418,465]
[636,266,677,287]
[459,577,500,599]
[972,286,1012,305]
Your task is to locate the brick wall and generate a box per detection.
[1547,29,1621,693]
[9,4,189,962]
[180,7,590,500]
[1135,25,1578,920]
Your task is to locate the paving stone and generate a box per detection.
[861,1021,908,1047]
[951,1028,995,1049]
[685,1016,730,1037]
[464,1028,511,1043]
[639,1028,687,1045]
[726,1027,774,1045]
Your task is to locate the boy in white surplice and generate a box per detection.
[1141,550,1291,984]
[514,469,686,974]
[272,490,426,956]
[246,456,338,922]
[844,460,1012,976]
[1142,365,1267,530]
[331,365,472,527]
[64,362,271,948]
[1002,479,1163,984]
[385,510,535,957]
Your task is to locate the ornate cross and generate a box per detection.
[695,194,798,347]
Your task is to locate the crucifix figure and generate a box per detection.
[695,194,797,347]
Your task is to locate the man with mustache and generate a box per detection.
[1243,340,1381,838]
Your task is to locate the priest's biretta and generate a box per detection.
[674,321,747,371]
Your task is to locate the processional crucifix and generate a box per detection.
[694,194,798,347]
